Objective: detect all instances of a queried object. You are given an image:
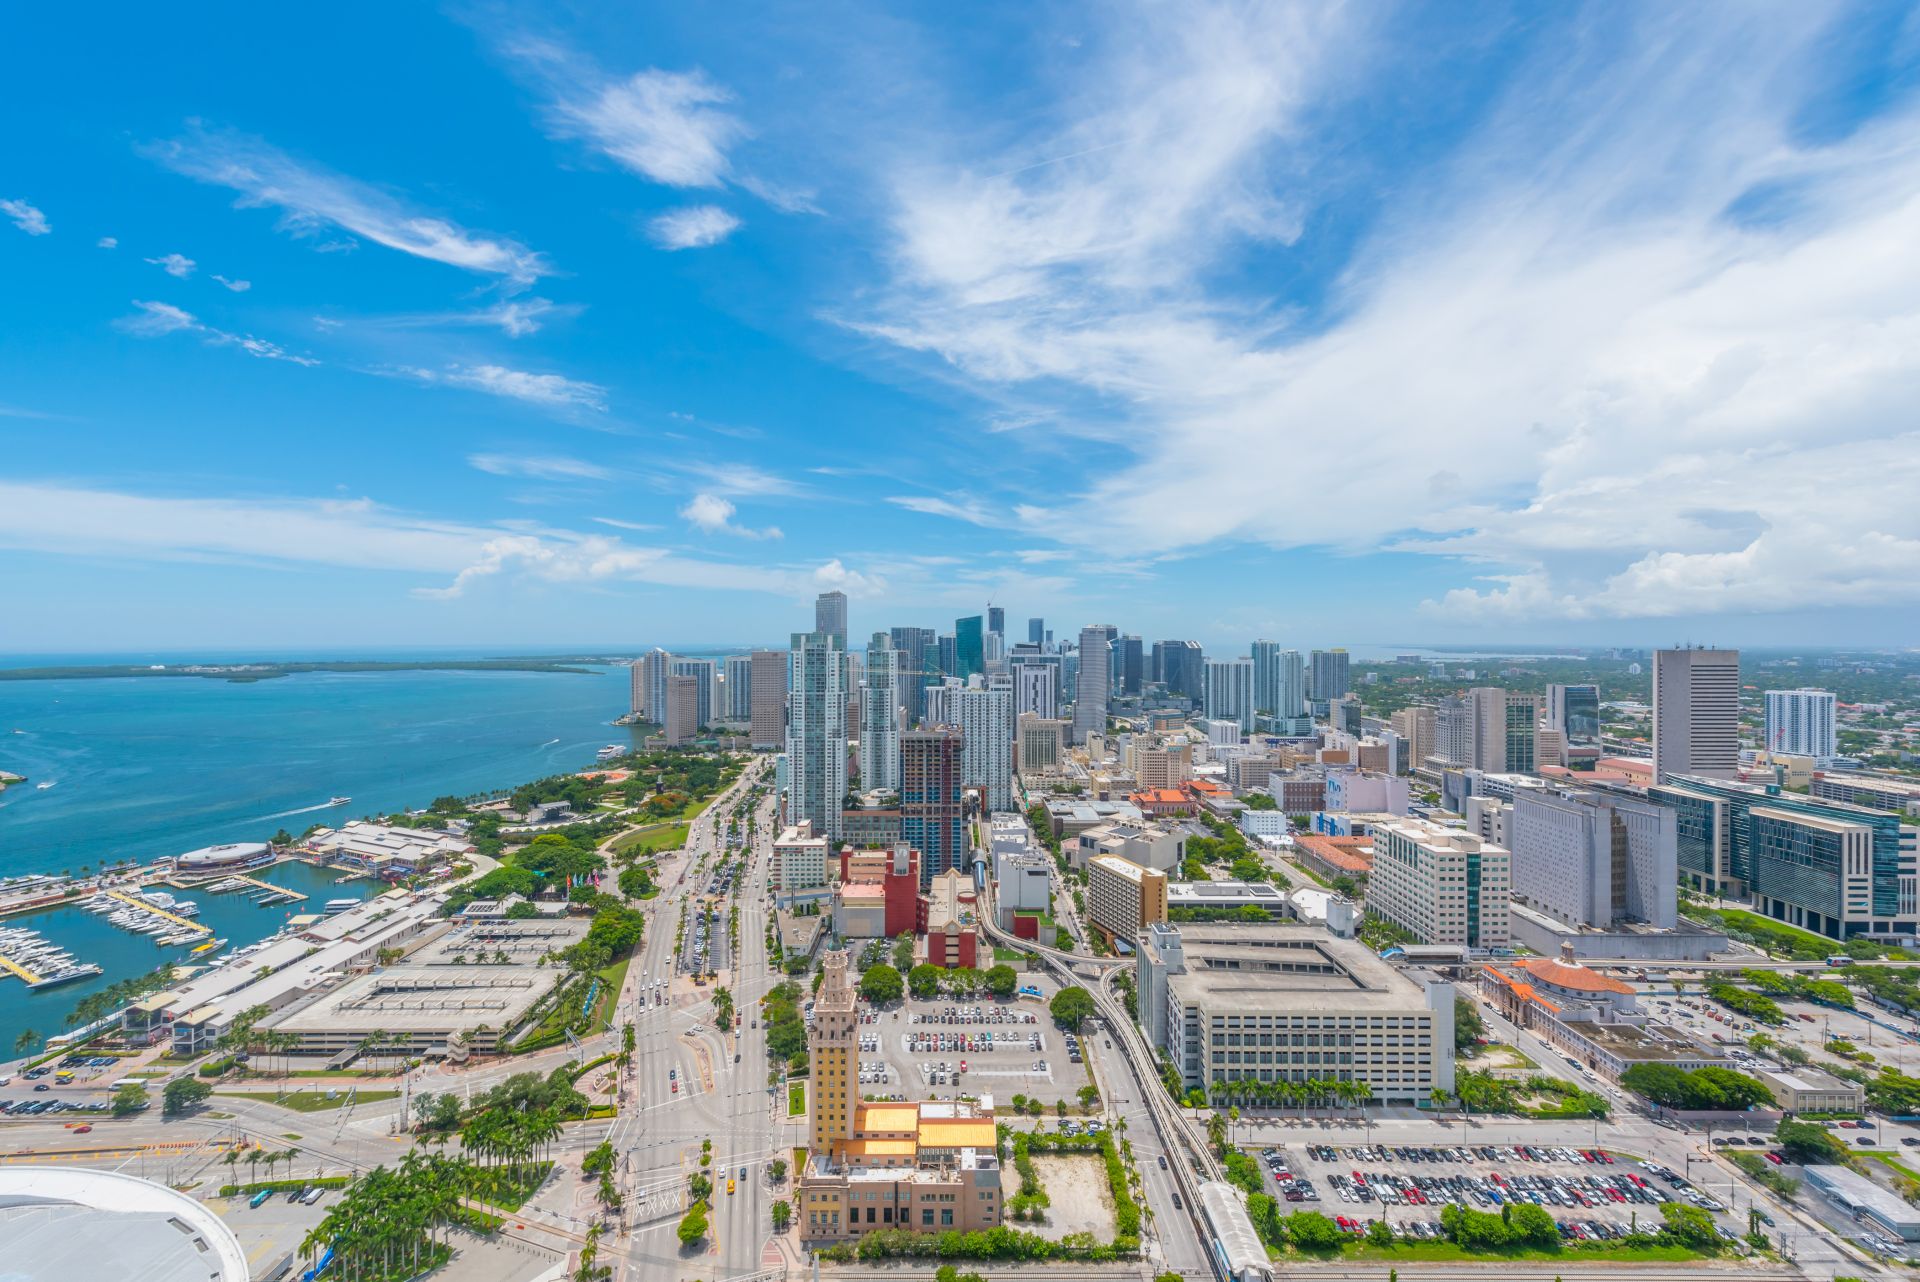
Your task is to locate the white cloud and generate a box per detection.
[679,492,783,539]
[469,453,612,481]
[114,300,318,365]
[145,126,549,287]
[403,364,607,412]
[648,205,742,251]
[96,236,118,249]
[507,39,745,188]
[851,4,1920,622]
[146,252,196,278]
[212,274,251,292]
[673,461,805,498]
[886,495,1002,528]
[592,516,663,532]
[381,297,581,338]
[811,558,887,598]
[0,199,49,235]
[115,300,199,337]
[0,479,869,603]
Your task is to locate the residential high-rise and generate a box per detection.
[889,626,937,725]
[987,606,1005,638]
[901,727,965,886]
[1010,648,1060,719]
[1203,658,1254,727]
[637,648,674,723]
[671,657,715,727]
[953,678,1015,814]
[1116,635,1144,695]
[1546,683,1601,744]
[749,649,786,750]
[1251,642,1306,722]
[786,631,848,841]
[1390,705,1436,773]
[1071,625,1113,744]
[723,654,754,722]
[1765,688,1838,760]
[663,673,700,746]
[1027,617,1045,647]
[628,657,646,718]
[1652,648,1740,784]
[936,633,957,679]
[1308,648,1350,702]
[1152,639,1204,700]
[860,632,901,793]
[1016,713,1068,779]
[1368,818,1511,948]
[814,591,849,648]
[954,615,984,680]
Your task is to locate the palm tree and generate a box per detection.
[12,1028,37,1057]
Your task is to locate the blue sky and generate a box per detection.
[3,3,1919,654]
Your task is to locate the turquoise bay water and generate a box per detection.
[0,665,637,1052]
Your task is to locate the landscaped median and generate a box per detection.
[215,1089,400,1113]
[1243,1199,1751,1263]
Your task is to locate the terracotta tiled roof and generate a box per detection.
[1516,956,1635,996]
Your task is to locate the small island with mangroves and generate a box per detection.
[0,657,612,683]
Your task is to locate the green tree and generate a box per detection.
[1049,985,1095,1031]
[112,1081,150,1116]
[1454,996,1486,1052]
[1284,1210,1346,1251]
[1776,1118,1852,1166]
[860,964,904,1004]
[1505,1202,1559,1248]
[162,1076,213,1116]
[677,1200,709,1247]
[770,1156,788,1182]
[771,1198,791,1231]
[12,1028,37,1057]
[890,934,914,972]
[1366,1218,1395,1247]
[984,964,1018,998]
[1658,1201,1721,1251]
[908,964,943,1000]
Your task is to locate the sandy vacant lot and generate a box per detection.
[1028,1154,1116,1241]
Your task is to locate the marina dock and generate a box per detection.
[99,889,211,937]
[202,874,307,904]
[0,923,102,989]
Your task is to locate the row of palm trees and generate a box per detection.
[223,1144,305,1185]
[1204,1075,1375,1112]
[299,1151,472,1282]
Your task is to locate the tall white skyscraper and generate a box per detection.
[814,590,848,648]
[1764,688,1837,760]
[637,648,673,722]
[785,631,848,841]
[1071,625,1112,744]
[1010,650,1061,719]
[723,654,754,721]
[954,678,1015,814]
[1204,658,1254,726]
[671,657,715,727]
[859,632,901,792]
[1652,647,1740,783]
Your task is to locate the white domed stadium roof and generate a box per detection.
[0,1165,250,1282]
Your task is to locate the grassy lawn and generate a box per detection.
[217,1089,401,1113]
[586,955,631,1034]
[610,822,689,857]
[461,1160,553,1212]
[1864,1151,1920,1180]
[788,1081,807,1116]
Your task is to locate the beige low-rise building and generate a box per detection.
[1086,854,1168,946]
[1757,1065,1864,1114]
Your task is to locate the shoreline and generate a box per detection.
[0,658,609,683]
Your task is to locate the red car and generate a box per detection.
[1765,1152,1784,1165]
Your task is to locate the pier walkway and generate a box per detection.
[101,889,212,936]
[0,951,44,985]
[204,874,308,902]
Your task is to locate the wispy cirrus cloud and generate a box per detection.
[648,205,741,250]
[2,199,50,235]
[886,494,1003,528]
[679,492,782,539]
[402,363,607,412]
[673,460,806,498]
[96,236,117,249]
[505,39,746,188]
[144,126,550,288]
[146,252,196,278]
[0,478,864,603]
[468,452,611,481]
[853,2,1920,623]
[114,299,318,366]
[212,274,250,292]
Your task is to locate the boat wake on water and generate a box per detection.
[539,737,561,747]
[252,800,342,822]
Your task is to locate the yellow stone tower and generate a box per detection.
[808,948,859,1155]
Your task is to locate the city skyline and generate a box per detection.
[5,6,1920,651]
